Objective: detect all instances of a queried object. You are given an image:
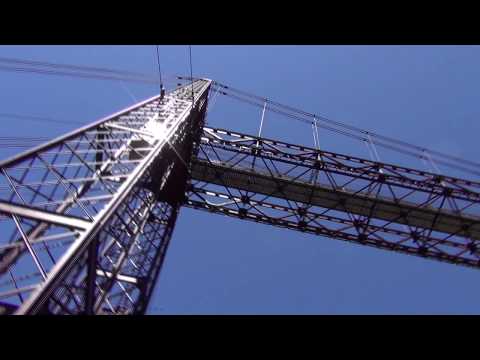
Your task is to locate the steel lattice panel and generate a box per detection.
[0,79,211,314]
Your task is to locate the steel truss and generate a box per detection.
[1,78,480,315]
[0,79,211,314]
[187,127,480,269]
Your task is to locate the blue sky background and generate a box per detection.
[0,45,479,314]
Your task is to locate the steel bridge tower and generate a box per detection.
[0,78,479,315]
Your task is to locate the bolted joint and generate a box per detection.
[238,208,247,218]
[298,220,307,230]
[467,242,478,254]
[297,208,307,217]
[418,246,428,256]
[411,231,421,242]
[353,219,362,228]
[251,146,261,156]
[240,195,250,205]
[148,213,158,223]
[443,187,453,196]
[358,234,367,242]
[207,205,216,213]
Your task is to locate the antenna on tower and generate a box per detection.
[155,45,165,100]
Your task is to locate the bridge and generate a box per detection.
[0,77,479,314]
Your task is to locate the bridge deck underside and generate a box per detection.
[191,161,480,239]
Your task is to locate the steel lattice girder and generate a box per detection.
[0,79,211,314]
[186,127,480,269]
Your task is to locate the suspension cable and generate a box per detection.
[0,113,83,126]
[208,80,480,173]
[0,55,477,175]
[0,56,149,78]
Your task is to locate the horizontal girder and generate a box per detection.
[0,200,91,230]
[190,160,480,240]
[187,126,480,268]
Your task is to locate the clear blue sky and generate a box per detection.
[1,45,479,314]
